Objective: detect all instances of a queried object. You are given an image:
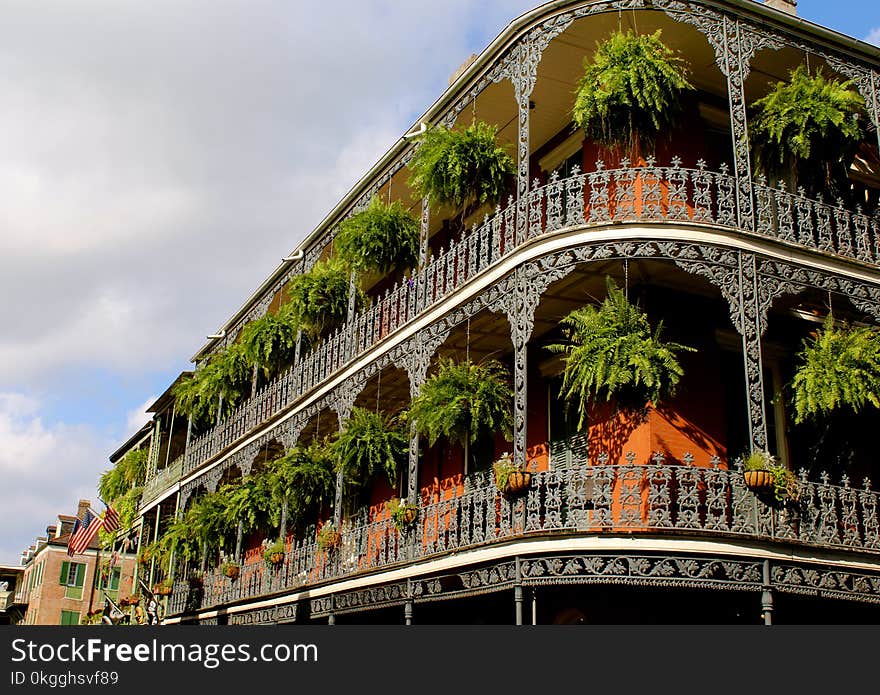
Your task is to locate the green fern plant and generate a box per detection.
[790,315,880,423]
[408,120,514,228]
[335,197,420,276]
[333,407,408,487]
[268,442,336,532]
[546,277,695,426]
[572,29,693,152]
[406,358,513,447]
[750,65,865,199]
[240,303,300,379]
[172,344,252,426]
[99,447,148,504]
[287,259,357,343]
[221,474,276,535]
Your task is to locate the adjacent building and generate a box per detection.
[16,501,137,626]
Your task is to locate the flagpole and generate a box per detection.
[87,543,101,617]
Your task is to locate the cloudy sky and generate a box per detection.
[1,0,877,565]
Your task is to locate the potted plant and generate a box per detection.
[152,578,173,596]
[408,120,514,232]
[546,277,695,427]
[187,571,203,588]
[263,539,286,568]
[335,197,420,276]
[120,594,140,607]
[333,407,408,490]
[572,29,693,156]
[386,498,419,530]
[750,65,866,200]
[240,303,300,380]
[220,555,241,580]
[742,451,777,493]
[172,343,252,425]
[267,442,336,539]
[742,451,800,503]
[317,523,341,551]
[790,315,880,424]
[492,452,532,496]
[286,258,360,343]
[406,358,513,455]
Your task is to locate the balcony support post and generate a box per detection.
[234,521,243,562]
[738,252,769,452]
[332,391,357,527]
[514,556,524,626]
[418,197,430,270]
[761,559,774,626]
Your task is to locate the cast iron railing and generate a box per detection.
[166,452,880,616]
[155,158,880,487]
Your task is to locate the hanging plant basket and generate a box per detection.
[546,277,695,426]
[386,498,419,530]
[152,583,172,596]
[572,29,693,153]
[317,525,342,551]
[493,454,532,497]
[222,563,240,580]
[263,540,286,568]
[743,469,775,493]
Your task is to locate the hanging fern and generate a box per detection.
[335,197,420,275]
[333,407,408,487]
[267,442,336,530]
[790,315,880,423]
[99,447,148,504]
[572,29,693,152]
[183,488,236,557]
[287,259,356,343]
[221,474,276,535]
[172,344,252,425]
[407,120,514,222]
[546,277,695,426]
[240,303,300,379]
[750,65,865,199]
[406,358,513,447]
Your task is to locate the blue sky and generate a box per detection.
[1,0,877,565]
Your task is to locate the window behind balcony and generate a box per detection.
[548,375,588,469]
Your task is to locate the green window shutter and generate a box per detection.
[59,561,70,585]
[74,563,85,588]
[110,569,120,591]
[60,610,80,625]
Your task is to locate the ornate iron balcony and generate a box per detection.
[171,158,880,491]
[167,453,880,616]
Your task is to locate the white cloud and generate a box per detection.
[0,1,536,386]
[866,27,880,45]
[125,396,156,435]
[0,1,539,559]
[0,393,112,564]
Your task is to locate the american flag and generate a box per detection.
[102,503,120,533]
[67,509,103,556]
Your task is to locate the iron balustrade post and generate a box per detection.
[515,556,523,626]
[531,588,537,625]
[235,521,244,561]
[762,559,774,626]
